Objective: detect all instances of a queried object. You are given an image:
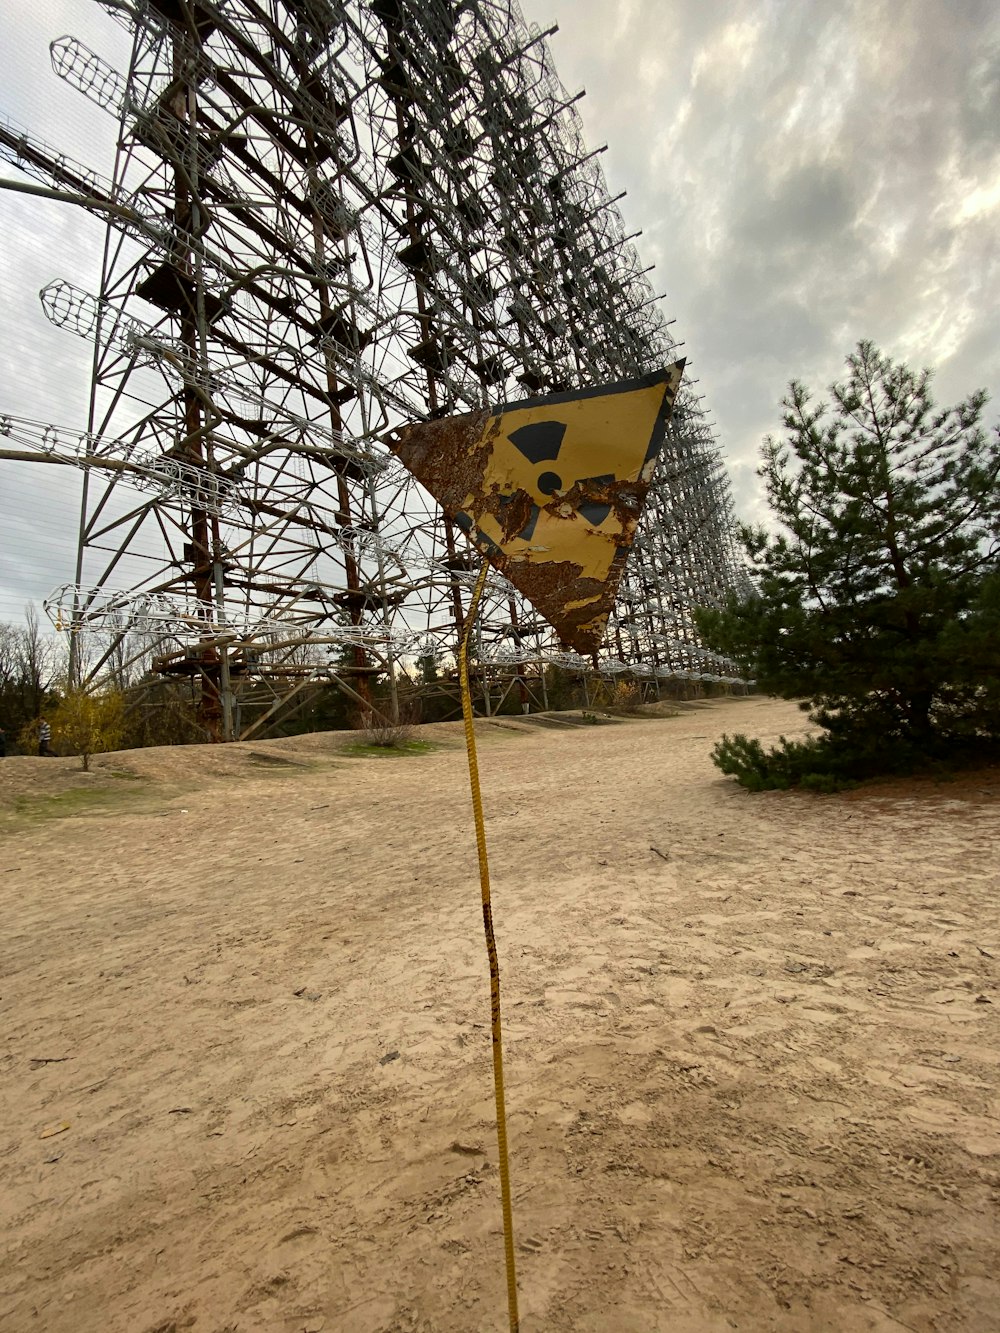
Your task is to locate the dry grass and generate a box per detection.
[357,708,415,748]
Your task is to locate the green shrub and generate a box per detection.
[710,732,854,792]
[711,720,998,793]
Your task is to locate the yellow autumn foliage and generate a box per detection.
[51,688,126,771]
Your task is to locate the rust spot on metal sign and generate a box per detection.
[388,363,685,652]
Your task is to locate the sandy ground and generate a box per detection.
[0,695,998,1333]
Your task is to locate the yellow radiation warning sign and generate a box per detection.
[388,363,685,652]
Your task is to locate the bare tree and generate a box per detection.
[0,623,18,693]
[16,605,58,718]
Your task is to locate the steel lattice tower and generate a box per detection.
[1,0,748,740]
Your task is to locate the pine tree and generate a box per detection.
[697,341,1000,775]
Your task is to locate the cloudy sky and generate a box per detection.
[1,0,998,621]
[539,0,1000,520]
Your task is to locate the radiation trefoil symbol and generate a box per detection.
[388,363,685,653]
[501,420,616,536]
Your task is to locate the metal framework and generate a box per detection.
[1,0,747,739]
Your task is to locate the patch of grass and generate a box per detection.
[360,717,412,747]
[9,783,148,824]
[342,739,439,759]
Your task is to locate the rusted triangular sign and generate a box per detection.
[388,363,685,653]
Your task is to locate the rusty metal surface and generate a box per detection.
[388,363,685,652]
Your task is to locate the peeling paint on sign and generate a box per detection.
[387,363,685,652]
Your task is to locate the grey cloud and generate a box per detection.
[959,37,1000,157]
[735,163,859,251]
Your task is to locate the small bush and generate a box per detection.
[357,708,413,749]
[710,732,857,792]
[610,679,641,712]
[711,733,772,790]
[711,721,999,793]
[39,688,127,771]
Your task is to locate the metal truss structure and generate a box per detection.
[1,0,748,740]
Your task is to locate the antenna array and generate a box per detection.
[2,0,748,737]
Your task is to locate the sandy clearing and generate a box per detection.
[0,696,998,1332]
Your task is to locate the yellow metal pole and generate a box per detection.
[459,561,519,1332]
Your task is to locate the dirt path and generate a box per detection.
[1,697,998,1332]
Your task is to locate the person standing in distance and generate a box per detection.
[38,718,54,757]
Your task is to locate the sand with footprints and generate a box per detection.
[1,695,998,1331]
